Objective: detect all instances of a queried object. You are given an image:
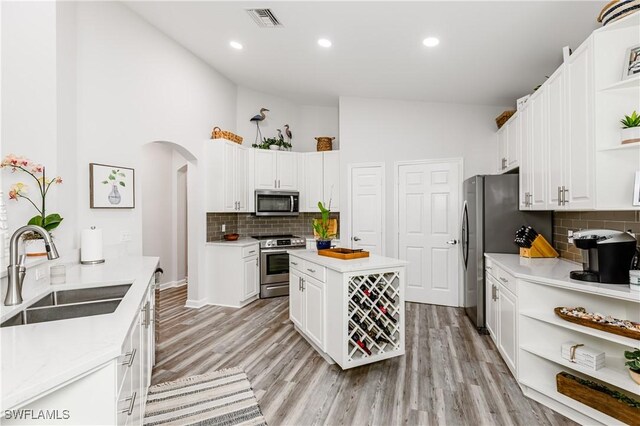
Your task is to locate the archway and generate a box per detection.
[140,141,203,307]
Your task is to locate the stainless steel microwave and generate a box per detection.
[255,190,299,216]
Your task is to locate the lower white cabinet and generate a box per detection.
[289,266,326,351]
[6,277,156,426]
[485,265,518,377]
[207,242,260,307]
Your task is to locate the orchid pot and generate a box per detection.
[621,127,640,144]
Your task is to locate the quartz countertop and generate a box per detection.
[485,253,640,303]
[289,250,408,273]
[206,238,258,247]
[1,256,159,410]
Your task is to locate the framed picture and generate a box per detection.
[634,171,640,207]
[622,44,640,80]
[89,163,135,209]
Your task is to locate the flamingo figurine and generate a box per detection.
[250,108,269,144]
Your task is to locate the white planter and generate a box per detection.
[621,127,640,144]
[269,145,279,150]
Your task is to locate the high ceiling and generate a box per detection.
[124,1,603,107]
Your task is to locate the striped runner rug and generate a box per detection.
[144,368,267,426]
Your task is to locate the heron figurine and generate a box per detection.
[250,108,269,144]
[284,124,292,143]
[276,129,283,142]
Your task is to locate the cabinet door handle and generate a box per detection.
[121,348,137,367]
[248,250,256,254]
[307,268,316,273]
[256,258,258,267]
[278,179,281,188]
[302,278,305,291]
[298,276,302,291]
[562,186,569,205]
[274,179,277,188]
[291,261,298,266]
[557,186,562,206]
[120,391,137,415]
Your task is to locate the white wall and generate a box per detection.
[236,86,338,152]
[339,96,505,255]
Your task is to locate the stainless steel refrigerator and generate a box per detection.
[462,174,552,331]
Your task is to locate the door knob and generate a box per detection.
[446,239,458,245]
[353,236,361,241]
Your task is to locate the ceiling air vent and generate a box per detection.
[245,8,283,28]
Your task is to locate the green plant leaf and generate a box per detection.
[118,172,125,177]
[108,174,115,180]
[27,215,43,227]
[119,181,126,187]
[43,214,63,231]
[112,169,117,174]
[101,180,109,184]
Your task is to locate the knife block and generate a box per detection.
[520,235,559,258]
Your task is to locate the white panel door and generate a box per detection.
[398,160,460,306]
[350,164,384,255]
[497,128,507,173]
[289,269,303,328]
[223,143,236,211]
[566,42,595,209]
[507,115,520,169]
[485,275,498,343]
[498,285,517,375]
[242,256,259,300]
[529,89,548,209]
[236,147,249,212]
[276,152,297,190]
[519,106,531,210]
[254,150,277,189]
[303,153,324,211]
[303,275,325,351]
[546,66,565,209]
[323,151,340,211]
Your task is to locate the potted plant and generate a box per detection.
[312,201,335,250]
[624,348,640,384]
[1,155,63,256]
[620,111,640,144]
[252,137,279,150]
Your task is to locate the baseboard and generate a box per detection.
[184,297,207,309]
[159,279,187,291]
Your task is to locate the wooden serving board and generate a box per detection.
[556,372,640,424]
[554,307,640,340]
[318,248,370,260]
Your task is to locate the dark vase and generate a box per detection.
[316,240,332,250]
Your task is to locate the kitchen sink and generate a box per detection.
[28,284,131,308]
[0,284,131,328]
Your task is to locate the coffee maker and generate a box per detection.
[570,229,638,284]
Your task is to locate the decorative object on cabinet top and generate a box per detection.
[621,110,640,144]
[89,163,135,209]
[250,107,269,144]
[211,126,243,144]
[598,0,640,27]
[315,136,335,151]
[495,110,515,129]
[252,136,291,151]
[554,306,640,339]
[556,372,640,424]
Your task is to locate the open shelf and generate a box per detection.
[520,310,639,348]
[599,141,640,151]
[520,345,639,394]
[600,75,640,92]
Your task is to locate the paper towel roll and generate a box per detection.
[81,227,105,264]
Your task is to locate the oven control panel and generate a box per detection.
[263,238,305,248]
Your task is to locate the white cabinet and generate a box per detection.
[207,242,260,307]
[300,151,340,212]
[486,274,498,341]
[519,106,532,209]
[497,125,508,172]
[254,150,298,190]
[529,89,548,209]
[497,283,517,376]
[497,116,519,174]
[289,260,326,351]
[206,140,250,212]
[546,66,566,208]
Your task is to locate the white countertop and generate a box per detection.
[206,238,258,247]
[289,250,408,273]
[0,256,159,410]
[485,253,640,303]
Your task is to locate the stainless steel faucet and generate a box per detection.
[4,225,59,306]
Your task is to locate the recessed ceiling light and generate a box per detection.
[317,38,332,48]
[229,41,243,50]
[422,37,440,47]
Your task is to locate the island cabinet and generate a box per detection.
[289,251,407,369]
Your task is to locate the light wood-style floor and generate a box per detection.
[152,286,575,426]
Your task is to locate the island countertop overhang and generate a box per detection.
[288,250,408,273]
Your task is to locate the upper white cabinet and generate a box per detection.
[497,116,519,173]
[206,140,251,212]
[299,151,340,212]
[514,16,638,211]
[254,150,298,190]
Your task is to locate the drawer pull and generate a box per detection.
[248,250,256,254]
[500,277,509,283]
[486,266,492,270]
[307,268,316,273]
[291,261,298,266]
[121,348,137,367]
[120,392,137,415]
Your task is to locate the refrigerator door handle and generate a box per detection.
[461,201,470,268]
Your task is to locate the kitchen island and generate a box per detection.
[288,250,408,369]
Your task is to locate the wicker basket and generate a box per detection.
[315,136,335,152]
[597,0,640,26]
[211,127,243,145]
[495,110,516,129]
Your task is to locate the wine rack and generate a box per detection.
[347,271,402,363]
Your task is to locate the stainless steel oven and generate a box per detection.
[255,190,299,216]
[253,235,306,298]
